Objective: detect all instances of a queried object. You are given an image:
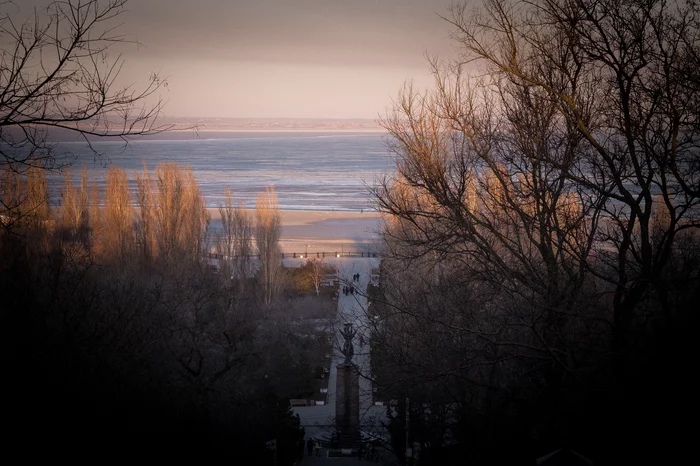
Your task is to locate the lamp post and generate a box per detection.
[341,243,344,257]
[406,396,411,465]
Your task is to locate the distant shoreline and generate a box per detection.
[174,128,387,133]
[38,127,388,142]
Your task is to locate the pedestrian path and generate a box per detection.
[295,452,380,465]
[293,257,390,463]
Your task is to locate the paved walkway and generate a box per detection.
[295,452,380,465]
[292,257,389,462]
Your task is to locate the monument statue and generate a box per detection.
[339,323,356,365]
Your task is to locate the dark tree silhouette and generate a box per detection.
[0,0,167,175]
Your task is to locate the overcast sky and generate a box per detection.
[15,0,461,119]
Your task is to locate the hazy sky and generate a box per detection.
[17,0,460,119]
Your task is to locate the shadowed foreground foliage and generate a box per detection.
[369,0,700,464]
[0,167,332,463]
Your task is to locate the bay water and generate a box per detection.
[45,131,394,212]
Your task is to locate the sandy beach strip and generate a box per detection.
[208,207,380,225]
[208,208,384,255]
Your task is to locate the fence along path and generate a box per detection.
[205,250,381,260]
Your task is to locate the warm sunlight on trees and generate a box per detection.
[178,166,210,260]
[135,164,155,261]
[372,0,700,463]
[134,163,210,262]
[217,186,254,282]
[255,185,282,308]
[102,167,133,261]
[305,257,333,296]
[445,0,700,343]
[0,0,168,236]
[61,168,91,245]
[1,166,306,458]
[23,165,51,232]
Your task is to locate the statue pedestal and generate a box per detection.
[335,363,360,448]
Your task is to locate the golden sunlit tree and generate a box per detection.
[217,186,254,282]
[179,166,210,261]
[255,186,282,308]
[61,167,91,244]
[135,164,155,261]
[102,167,134,261]
[134,163,209,263]
[89,179,101,243]
[0,0,168,238]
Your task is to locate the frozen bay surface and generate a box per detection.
[44,131,394,211]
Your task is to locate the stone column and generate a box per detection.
[335,363,360,448]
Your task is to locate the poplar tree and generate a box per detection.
[255,186,282,308]
[102,167,133,261]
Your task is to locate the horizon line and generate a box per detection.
[160,116,383,121]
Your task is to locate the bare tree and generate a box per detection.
[445,0,700,345]
[0,163,21,227]
[61,167,90,244]
[371,0,700,462]
[217,186,253,281]
[102,166,133,261]
[134,163,209,263]
[233,200,254,280]
[304,257,333,296]
[153,163,184,259]
[24,165,51,232]
[0,0,167,173]
[179,166,210,261]
[89,177,101,243]
[376,65,600,393]
[134,163,154,261]
[255,185,282,308]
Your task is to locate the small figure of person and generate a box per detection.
[359,334,364,347]
[307,438,314,456]
[314,439,321,456]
